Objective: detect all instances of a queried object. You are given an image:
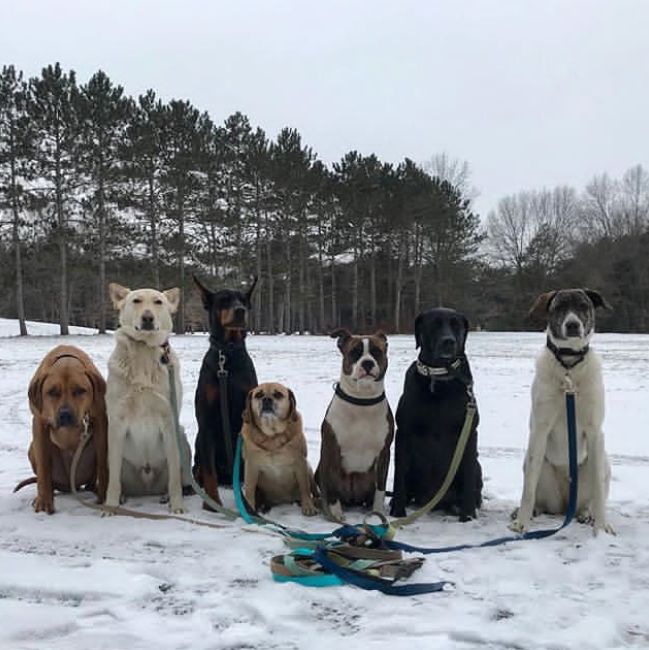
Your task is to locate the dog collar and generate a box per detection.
[546,337,589,369]
[415,358,462,379]
[334,383,385,406]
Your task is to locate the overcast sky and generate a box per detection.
[3,0,648,216]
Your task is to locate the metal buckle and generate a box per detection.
[217,350,227,377]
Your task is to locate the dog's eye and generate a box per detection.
[154,299,163,305]
[72,386,87,397]
[132,298,142,304]
[273,391,284,400]
[254,391,264,400]
[349,345,362,362]
[47,387,61,398]
[369,344,382,359]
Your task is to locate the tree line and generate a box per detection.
[1,63,647,335]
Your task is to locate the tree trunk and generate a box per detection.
[284,234,292,333]
[10,156,27,336]
[298,219,306,334]
[55,141,70,335]
[330,251,337,327]
[394,235,405,332]
[176,195,186,334]
[370,248,377,326]
[97,169,107,333]
[254,212,263,333]
[265,214,275,333]
[148,174,160,288]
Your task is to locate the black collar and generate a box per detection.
[334,383,385,406]
[209,335,247,352]
[546,337,589,369]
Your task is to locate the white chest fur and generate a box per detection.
[325,397,390,473]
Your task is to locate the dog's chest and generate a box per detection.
[326,398,390,473]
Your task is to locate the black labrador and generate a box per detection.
[193,275,258,508]
[390,307,482,521]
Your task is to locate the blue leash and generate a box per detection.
[383,390,579,555]
[234,389,579,595]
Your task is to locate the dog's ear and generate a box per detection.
[528,291,557,323]
[462,315,470,345]
[373,330,388,348]
[584,289,612,311]
[330,327,352,352]
[287,388,299,423]
[193,275,212,310]
[242,388,254,425]
[414,313,424,349]
[109,283,130,310]
[246,275,259,303]
[28,372,45,413]
[85,367,106,402]
[163,288,181,314]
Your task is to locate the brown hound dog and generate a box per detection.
[14,345,108,513]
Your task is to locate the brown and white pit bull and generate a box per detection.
[315,329,394,522]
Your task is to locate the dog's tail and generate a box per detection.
[13,476,37,493]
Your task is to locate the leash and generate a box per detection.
[380,374,579,556]
[68,414,232,528]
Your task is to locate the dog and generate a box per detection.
[390,308,482,522]
[315,329,393,522]
[104,283,191,513]
[510,288,614,535]
[193,275,258,508]
[14,345,108,514]
[241,383,318,515]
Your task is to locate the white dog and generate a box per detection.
[510,288,614,535]
[104,283,190,513]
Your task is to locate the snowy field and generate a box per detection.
[1,317,649,649]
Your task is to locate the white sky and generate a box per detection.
[3,0,648,216]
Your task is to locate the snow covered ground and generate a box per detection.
[1,318,648,649]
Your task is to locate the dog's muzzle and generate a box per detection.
[564,320,582,338]
[56,406,76,428]
[260,397,274,414]
[438,336,457,358]
[140,311,156,331]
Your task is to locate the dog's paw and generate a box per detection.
[328,501,345,523]
[389,503,406,518]
[459,510,477,522]
[508,518,528,534]
[32,495,54,515]
[593,520,616,536]
[577,511,593,525]
[169,499,185,514]
[301,500,318,517]
[182,484,195,496]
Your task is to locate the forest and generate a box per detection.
[1,63,648,335]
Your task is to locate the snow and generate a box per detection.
[1,321,648,649]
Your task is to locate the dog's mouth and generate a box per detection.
[136,322,159,332]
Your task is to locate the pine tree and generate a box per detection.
[78,70,132,332]
[0,65,35,335]
[29,63,83,335]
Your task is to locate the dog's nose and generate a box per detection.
[141,311,155,330]
[261,397,274,412]
[566,321,580,337]
[361,359,375,373]
[440,336,456,355]
[234,307,246,321]
[57,406,75,428]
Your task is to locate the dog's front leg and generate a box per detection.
[162,422,184,514]
[373,443,391,514]
[389,427,408,517]
[295,460,317,516]
[32,418,54,514]
[588,431,614,535]
[244,457,260,512]
[509,418,552,533]
[104,420,126,511]
[458,430,479,522]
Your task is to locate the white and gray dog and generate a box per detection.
[510,288,615,535]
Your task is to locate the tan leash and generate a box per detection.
[69,418,234,530]
[390,389,478,530]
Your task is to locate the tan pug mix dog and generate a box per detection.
[241,383,318,515]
